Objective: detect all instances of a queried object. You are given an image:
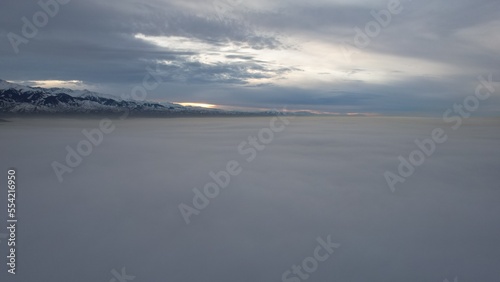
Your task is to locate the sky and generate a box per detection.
[0,0,499,114]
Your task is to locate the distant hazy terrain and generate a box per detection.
[0,79,311,117]
[1,116,499,282]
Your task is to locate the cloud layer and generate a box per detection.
[1,117,500,281]
[1,0,499,114]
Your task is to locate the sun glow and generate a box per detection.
[29,80,83,88]
[177,102,217,109]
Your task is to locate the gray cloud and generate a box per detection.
[0,0,499,114]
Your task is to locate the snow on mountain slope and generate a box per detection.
[0,79,181,114]
[0,79,37,92]
[0,79,231,115]
[0,79,304,116]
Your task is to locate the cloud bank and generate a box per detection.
[1,0,499,114]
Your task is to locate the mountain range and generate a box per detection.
[0,79,294,117]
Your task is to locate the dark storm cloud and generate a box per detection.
[0,0,499,114]
[0,0,287,82]
[158,60,297,84]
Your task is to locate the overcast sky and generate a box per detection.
[1,0,499,114]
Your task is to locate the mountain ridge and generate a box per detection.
[0,79,311,117]
[0,80,244,116]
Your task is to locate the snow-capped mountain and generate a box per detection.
[0,79,224,116]
[0,79,309,117]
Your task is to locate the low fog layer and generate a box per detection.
[0,116,499,281]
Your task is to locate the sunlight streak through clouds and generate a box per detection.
[1,0,499,114]
[134,33,298,85]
